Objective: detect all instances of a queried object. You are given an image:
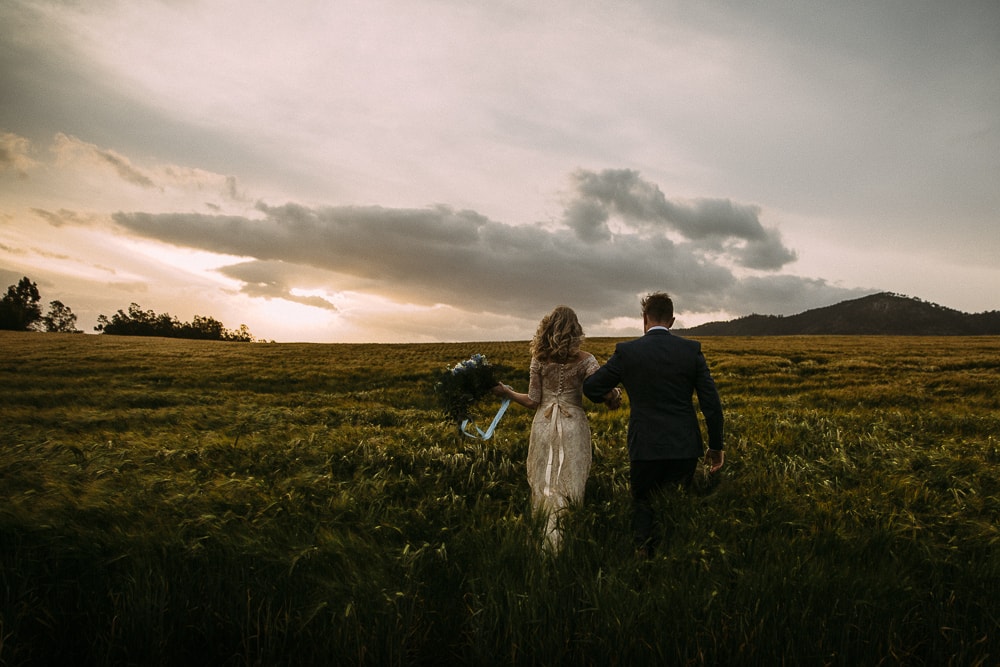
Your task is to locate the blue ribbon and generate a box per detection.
[461,398,510,440]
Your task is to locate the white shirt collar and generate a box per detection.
[646,325,670,332]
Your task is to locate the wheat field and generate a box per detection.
[1,331,998,665]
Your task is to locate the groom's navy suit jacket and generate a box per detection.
[583,329,723,461]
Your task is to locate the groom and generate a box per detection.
[583,292,724,557]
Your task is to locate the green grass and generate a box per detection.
[1,331,998,665]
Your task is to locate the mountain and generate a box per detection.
[677,292,1000,336]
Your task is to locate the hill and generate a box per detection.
[678,292,1000,336]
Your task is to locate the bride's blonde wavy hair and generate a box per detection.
[530,305,584,363]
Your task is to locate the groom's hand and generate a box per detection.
[705,449,724,473]
[603,388,622,410]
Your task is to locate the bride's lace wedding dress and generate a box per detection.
[526,353,600,551]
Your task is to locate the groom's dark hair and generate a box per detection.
[641,292,674,322]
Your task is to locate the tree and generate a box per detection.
[95,303,257,342]
[227,324,256,342]
[41,300,81,333]
[176,314,225,340]
[0,277,42,331]
[95,303,177,337]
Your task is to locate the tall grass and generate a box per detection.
[1,332,998,665]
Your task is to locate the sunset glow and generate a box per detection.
[2,1,997,342]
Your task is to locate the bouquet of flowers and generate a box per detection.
[435,353,500,425]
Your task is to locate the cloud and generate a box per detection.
[160,167,248,202]
[110,169,862,327]
[565,169,797,269]
[717,275,872,320]
[53,133,156,189]
[0,243,27,256]
[0,132,37,178]
[218,260,338,311]
[31,208,101,228]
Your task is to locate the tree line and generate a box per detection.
[95,303,256,342]
[1,276,256,342]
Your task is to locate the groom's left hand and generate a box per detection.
[705,449,724,473]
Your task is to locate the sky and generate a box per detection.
[1,0,997,343]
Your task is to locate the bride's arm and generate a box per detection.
[492,383,539,409]
[583,353,622,409]
[492,357,541,409]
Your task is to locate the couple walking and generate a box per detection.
[493,292,725,555]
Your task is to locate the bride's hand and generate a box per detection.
[491,383,509,397]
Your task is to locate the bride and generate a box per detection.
[494,306,620,552]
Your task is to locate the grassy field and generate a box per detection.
[1,330,998,666]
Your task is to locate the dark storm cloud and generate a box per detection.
[110,169,861,324]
